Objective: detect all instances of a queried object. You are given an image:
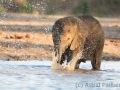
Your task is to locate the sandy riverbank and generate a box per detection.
[0,13,120,60]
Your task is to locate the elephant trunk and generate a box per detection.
[51,51,64,70]
[57,44,68,64]
[51,44,63,69]
[57,48,62,64]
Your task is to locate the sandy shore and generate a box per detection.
[0,13,120,60]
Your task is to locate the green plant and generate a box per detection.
[105,0,119,4]
[95,6,109,16]
[45,8,55,15]
[81,1,89,14]
[24,2,33,13]
[4,0,34,13]
[72,0,90,14]
[0,6,4,13]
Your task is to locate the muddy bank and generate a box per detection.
[0,13,120,60]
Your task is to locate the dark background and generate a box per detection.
[0,0,120,17]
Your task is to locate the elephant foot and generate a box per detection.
[64,53,82,70]
[51,52,82,70]
[75,63,79,69]
[51,58,77,70]
[51,55,63,70]
[51,52,64,70]
[92,67,100,70]
[63,57,79,70]
[51,63,64,70]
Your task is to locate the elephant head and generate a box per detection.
[51,16,88,70]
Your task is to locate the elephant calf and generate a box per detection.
[51,15,104,70]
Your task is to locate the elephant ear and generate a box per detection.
[70,32,79,50]
[70,20,88,50]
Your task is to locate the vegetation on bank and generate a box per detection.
[0,0,120,16]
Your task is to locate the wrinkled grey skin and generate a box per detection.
[51,15,104,70]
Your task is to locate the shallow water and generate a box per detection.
[0,60,120,90]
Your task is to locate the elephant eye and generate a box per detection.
[68,30,70,32]
[68,38,70,40]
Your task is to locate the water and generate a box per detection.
[0,60,120,90]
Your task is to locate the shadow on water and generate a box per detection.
[53,69,105,75]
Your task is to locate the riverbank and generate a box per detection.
[0,13,120,60]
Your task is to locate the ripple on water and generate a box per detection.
[0,60,120,90]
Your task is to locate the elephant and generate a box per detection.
[51,15,104,70]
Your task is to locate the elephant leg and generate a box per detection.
[66,50,72,64]
[75,59,86,69]
[60,46,71,65]
[65,49,82,70]
[60,53,66,65]
[91,48,102,70]
[51,52,64,70]
[75,61,81,69]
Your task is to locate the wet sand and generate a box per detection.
[0,13,120,60]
